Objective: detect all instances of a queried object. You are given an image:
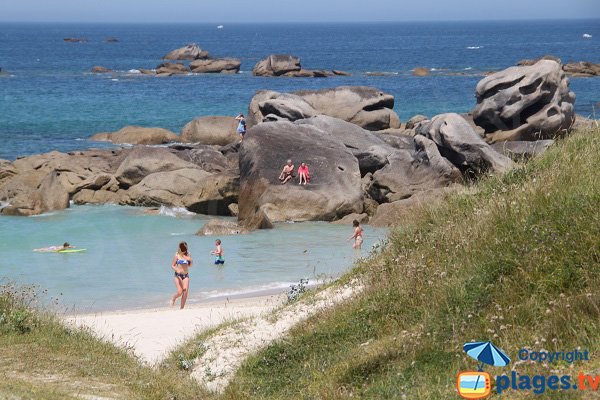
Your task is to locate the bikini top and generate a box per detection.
[175,254,190,265]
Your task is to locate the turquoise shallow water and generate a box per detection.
[0,205,386,312]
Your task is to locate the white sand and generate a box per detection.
[191,282,362,393]
[65,294,285,364]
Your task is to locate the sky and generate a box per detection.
[0,0,599,23]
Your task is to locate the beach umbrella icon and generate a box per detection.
[464,341,511,370]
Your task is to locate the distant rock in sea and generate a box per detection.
[64,37,88,43]
[412,67,430,76]
[89,126,179,145]
[252,54,349,78]
[517,55,600,77]
[105,37,119,43]
[189,58,241,74]
[91,66,112,73]
[163,43,210,60]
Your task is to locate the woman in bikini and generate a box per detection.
[348,220,364,249]
[170,241,193,309]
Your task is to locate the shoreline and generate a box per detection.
[66,292,287,364]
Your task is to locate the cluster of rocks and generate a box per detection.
[252,54,350,78]
[0,58,586,230]
[518,55,600,77]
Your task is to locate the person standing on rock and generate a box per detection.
[235,114,246,142]
[170,241,193,309]
[279,159,295,184]
[348,220,364,249]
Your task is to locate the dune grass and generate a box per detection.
[0,283,207,400]
[222,127,600,399]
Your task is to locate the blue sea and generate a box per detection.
[0,20,598,312]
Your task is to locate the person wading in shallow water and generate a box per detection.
[170,241,193,309]
[348,220,364,249]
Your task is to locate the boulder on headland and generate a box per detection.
[248,86,401,131]
[417,113,514,174]
[238,121,363,225]
[91,66,112,73]
[331,213,369,225]
[155,62,189,75]
[472,60,576,142]
[190,58,241,74]
[163,43,210,60]
[196,219,249,236]
[405,115,428,130]
[180,116,239,146]
[89,126,179,145]
[175,146,235,174]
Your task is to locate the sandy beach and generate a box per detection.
[65,293,286,364]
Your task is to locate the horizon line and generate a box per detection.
[1,17,599,24]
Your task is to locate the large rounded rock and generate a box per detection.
[175,147,235,173]
[472,60,576,142]
[417,113,514,174]
[90,126,179,145]
[253,55,301,76]
[124,168,238,215]
[115,147,198,188]
[190,58,241,74]
[163,44,209,60]
[238,121,363,224]
[248,86,401,131]
[180,116,239,145]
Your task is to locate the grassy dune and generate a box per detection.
[223,127,600,399]
[0,284,207,399]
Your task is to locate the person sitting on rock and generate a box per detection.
[279,159,295,184]
[298,162,310,185]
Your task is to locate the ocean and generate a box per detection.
[0,20,598,312]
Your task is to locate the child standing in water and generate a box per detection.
[348,220,364,249]
[170,241,193,309]
[211,239,225,265]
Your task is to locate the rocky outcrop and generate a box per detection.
[417,113,514,174]
[331,213,369,225]
[490,140,554,161]
[369,188,456,227]
[124,168,238,215]
[196,219,249,236]
[405,115,428,130]
[190,58,241,74]
[472,60,576,142]
[252,55,301,76]
[518,55,600,77]
[90,126,179,145]
[252,54,347,78]
[180,116,239,145]
[248,86,401,131]
[155,62,189,75]
[175,146,235,174]
[91,66,112,73]
[163,44,209,60]
[114,147,198,188]
[238,121,363,225]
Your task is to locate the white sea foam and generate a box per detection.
[467,46,483,49]
[583,33,592,38]
[111,78,119,82]
[158,205,194,217]
[128,69,141,74]
[464,67,473,70]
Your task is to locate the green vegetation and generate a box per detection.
[0,282,207,399]
[223,127,600,399]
